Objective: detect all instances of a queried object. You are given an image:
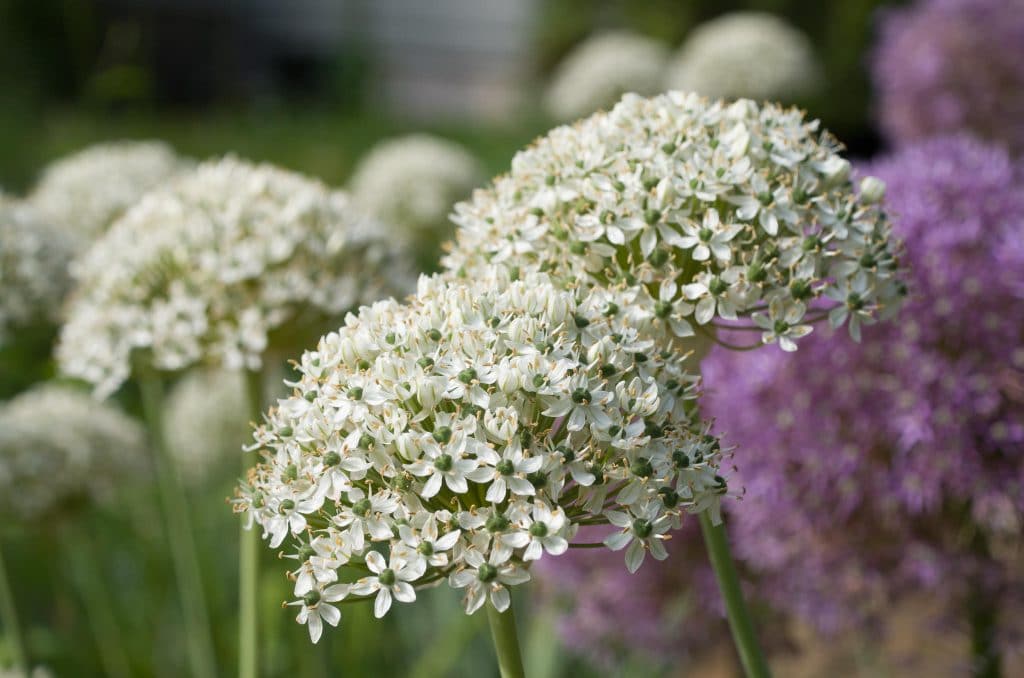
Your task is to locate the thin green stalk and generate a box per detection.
[0,542,28,676]
[486,601,525,678]
[63,525,133,678]
[698,512,771,678]
[238,369,263,678]
[138,371,218,678]
[967,530,1001,678]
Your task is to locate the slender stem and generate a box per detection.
[486,601,526,678]
[967,530,1001,678]
[239,369,263,678]
[138,371,218,678]
[0,541,28,676]
[698,512,771,678]
[63,525,133,678]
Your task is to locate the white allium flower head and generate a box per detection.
[166,369,250,485]
[445,91,905,352]
[57,156,416,399]
[29,140,189,243]
[544,31,671,122]
[349,134,484,236]
[0,384,147,522]
[237,272,725,642]
[0,195,75,345]
[665,12,821,103]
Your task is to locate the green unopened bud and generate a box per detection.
[426,329,442,342]
[632,518,653,539]
[648,249,669,267]
[417,541,434,556]
[304,391,317,402]
[530,522,549,537]
[571,388,591,404]
[359,434,374,449]
[378,569,396,586]
[631,457,653,478]
[280,499,296,512]
[348,387,364,400]
[278,426,293,437]
[433,454,454,472]
[353,498,372,516]
[324,452,341,467]
[303,590,321,606]
[285,464,298,481]
[357,359,371,370]
[433,426,453,444]
[417,356,435,369]
[573,314,590,328]
[458,368,477,384]
[654,300,672,318]
[659,487,680,508]
[486,514,510,532]
[477,563,498,583]
[496,460,515,476]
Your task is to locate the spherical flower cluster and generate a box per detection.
[0,196,74,346]
[166,369,251,486]
[665,13,821,103]
[0,384,147,522]
[237,272,726,642]
[445,91,904,353]
[348,134,484,236]
[29,140,188,243]
[873,0,1024,154]
[544,31,670,122]
[703,136,1024,636]
[57,156,415,398]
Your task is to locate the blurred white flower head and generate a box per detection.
[665,12,821,103]
[57,156,415,398]
[166,369,251,485]
[445,91,904,353]
[29,140,189,244]
[0,196,74,346]
[544,31,670,121]
[349,134,483,236]
[0,384,147,522]
[237,272,725,642]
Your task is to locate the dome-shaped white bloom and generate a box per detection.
[665,13,821,103]
[544,31,671,122]
[166,369,250,485]
[349,135,484,236]
[237,272,724,642]
[57,156,415,399]
[0,384,147,522]
[29,140,189,244]
[0,196,75,345]
[445,91,904,353]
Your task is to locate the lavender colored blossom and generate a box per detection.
[705,135,1024,638]
[535,523,722,666]
[872,0,1024,153]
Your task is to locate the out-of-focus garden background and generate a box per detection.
[2,0,1022,676]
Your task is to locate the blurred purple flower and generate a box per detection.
[872,0,1024,153]
[705,135,1024,638]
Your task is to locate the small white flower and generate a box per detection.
[603,502,674,573]
[288,583,350,643]
[449,548,531,614]
[350,551,425,618]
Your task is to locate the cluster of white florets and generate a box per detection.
[0,384,147,522]
[57,156,415,398]
[237,272,725,641]
[544,31,671,122]
[0,196,74,345]
[29,140,188,243]
[349,134,484,236]
[165,369,252,485]
[665,13,821,103]
[445,92,904,352]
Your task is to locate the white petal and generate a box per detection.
[393,581,417,603]
[490,586,510,612]
[625,540,646,573]
[374,588,392,618]
[320,603,341,627]
[364,551,386,574]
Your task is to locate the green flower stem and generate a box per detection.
[699,511,771,678]
[486,601,526,678]
[0,541,28,676]
[238,369,263,678]
[138,371,218,678]
[63,525,133,678]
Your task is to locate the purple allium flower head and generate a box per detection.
[704,135,1024,637]
[872,0,1024,153]
[534,523,724,666]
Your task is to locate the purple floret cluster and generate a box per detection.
[705,135,1024,635]
[872,0,1024,153]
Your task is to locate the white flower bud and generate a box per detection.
[859,176,886,204]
